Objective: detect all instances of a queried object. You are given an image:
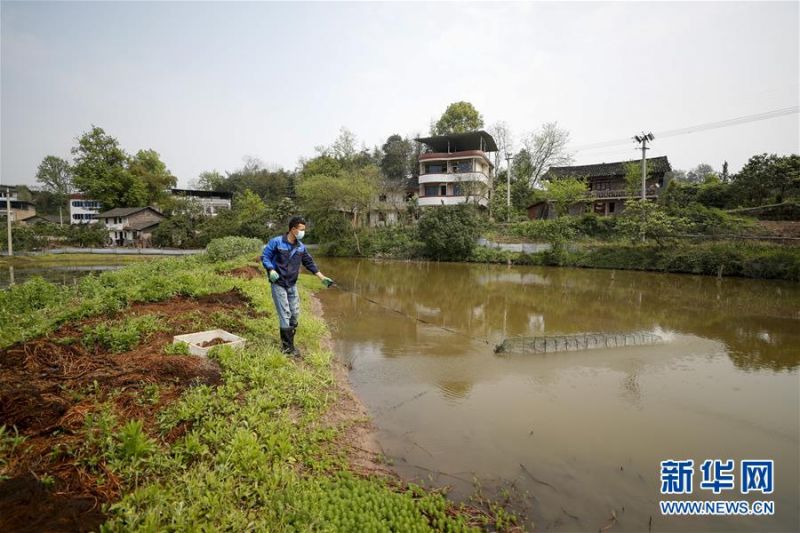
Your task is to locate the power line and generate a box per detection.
[569,106,800,153]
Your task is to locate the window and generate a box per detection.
[440,185,447,196]
[424,185,438,197]
[452,183,463,196]
[609,202,615,213]
[72,214,80,220]
[426,164,445,174]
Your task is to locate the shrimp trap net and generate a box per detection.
[495,331,663,355]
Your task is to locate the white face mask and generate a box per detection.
[296,230,305,240]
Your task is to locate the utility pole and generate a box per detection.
[634,132,654,201]
[633,132,654,242]
[505,152,513,222]
[4,186,12,257]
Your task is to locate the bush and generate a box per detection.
[361,225,424,259]
[205,236,264,262]
[572,213,619,239]
[668,203,758,236]
[417,205,481,261]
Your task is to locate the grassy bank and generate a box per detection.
[466,241,800,281]
[0,253,165,268]
[1,250,510,531]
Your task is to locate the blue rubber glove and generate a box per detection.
[269,270,279,283]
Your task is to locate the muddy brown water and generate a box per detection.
[316,258,800,532]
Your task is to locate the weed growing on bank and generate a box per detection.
[1,237,515,531]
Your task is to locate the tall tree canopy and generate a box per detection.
[128,149,177,205]
[35,156,73,199]
[380,134,413,180]
[71,126,147,209]
[431,101,484,136]
[730,153,800,206]
[515,122,573,187]
[194,170,226,191]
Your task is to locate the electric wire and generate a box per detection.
[569,106,799,153]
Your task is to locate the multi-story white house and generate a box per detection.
[169,188,232,216]
[415,131,497,208]
[69,194,102,224]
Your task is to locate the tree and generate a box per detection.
[686,163,717,184]
[617,200,689,246]
[195,170,226,191]
[431,101,484,135]
[219,158,291,203]
[35,156,73,200]
[543,177,588,217]
[623,161,652,197]
[152,198,207,248]
[128,149,177,205]
[730,153,800,206]
[488,121,513,171]
[297,165,379,252]
[380,134,413,180]
[517,122,573,187]
[71,126,147,208]
[417,205,480,261]
[233,190,271,239]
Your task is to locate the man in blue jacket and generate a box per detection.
[262,216,333,356]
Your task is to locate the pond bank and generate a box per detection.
[466,240,800,281]
[0,251,514,531]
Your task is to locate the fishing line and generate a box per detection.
[330,282,493,346]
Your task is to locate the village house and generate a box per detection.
[415,131,497,208]
[1,188,37,223]
[168,188,232,216]
[528,156,672,219]
[367,176,419,227]
[96,206,165,247]
[69,194,102,224]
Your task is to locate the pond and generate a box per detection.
[316,258,799,532]
[0,264,130,289]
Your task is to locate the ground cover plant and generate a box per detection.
[0,238,518,532]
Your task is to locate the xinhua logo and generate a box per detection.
[659,459,775,517]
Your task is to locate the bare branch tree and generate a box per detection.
[519,122,574,187]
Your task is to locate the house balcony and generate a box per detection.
[418,195,489,207]
[588,187,659,200]
[418,172,490,185]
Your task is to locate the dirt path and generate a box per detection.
[0,290,253,533]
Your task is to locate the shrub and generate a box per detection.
[361,225,424,259]
[417,205,481,261]
[669,203,758,235]
[205,236,264,262]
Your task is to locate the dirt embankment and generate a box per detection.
[308,294,390,478]
[0,290,253,533]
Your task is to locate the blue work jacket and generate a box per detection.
[261,234,319,288]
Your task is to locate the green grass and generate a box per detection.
[1,244,505,531]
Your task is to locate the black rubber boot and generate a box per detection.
[279,327,294,356]
[288,327,301,357]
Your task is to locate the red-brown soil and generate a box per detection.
[226,265,264,280]
[0,290,253,532]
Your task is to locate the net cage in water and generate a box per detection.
[495,331,663,355]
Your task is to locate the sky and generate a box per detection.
[2,1,798,189]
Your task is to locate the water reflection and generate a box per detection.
[323,259,799,372]
[317,259,799,532]
[1,265,125,289]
